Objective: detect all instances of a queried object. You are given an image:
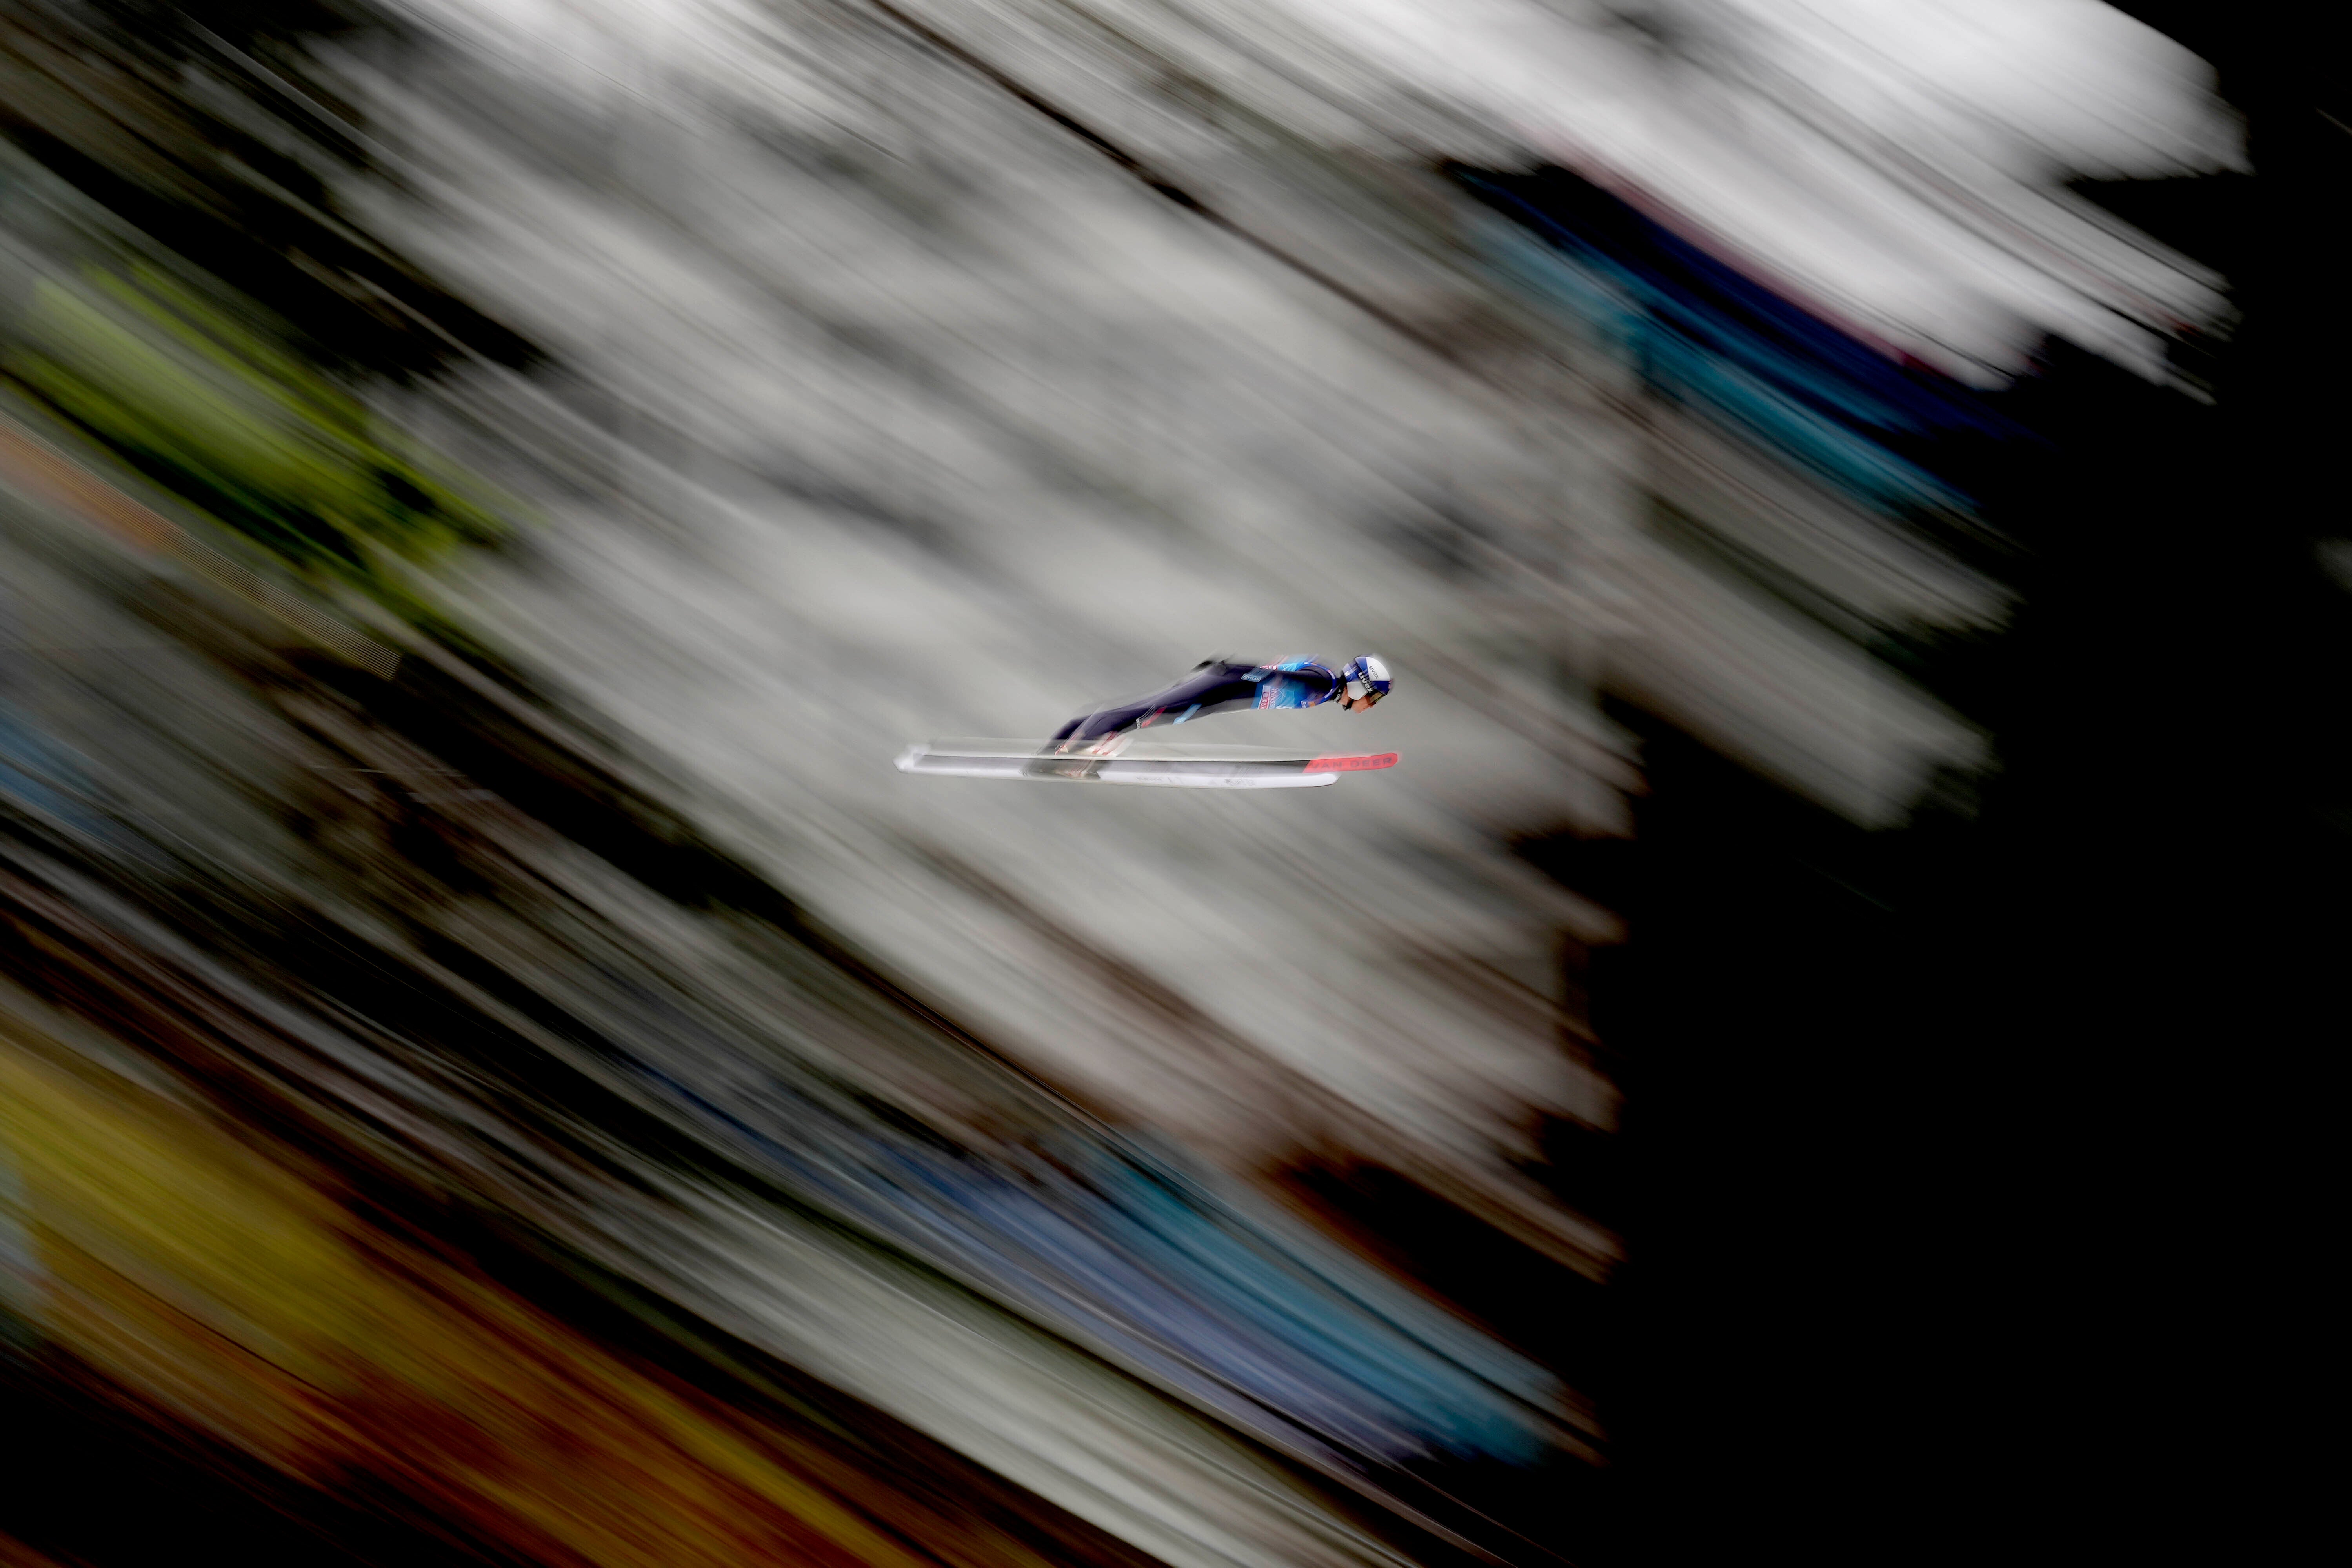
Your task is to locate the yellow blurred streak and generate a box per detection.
[0,1023,1092,1568]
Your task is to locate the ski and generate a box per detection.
[894,740,1399,789]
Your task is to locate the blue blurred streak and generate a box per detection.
[1460,167,2027,518]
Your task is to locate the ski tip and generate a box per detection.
[1302,752,1399,774]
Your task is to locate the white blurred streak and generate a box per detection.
[1279,0,2239,380]
[391,0,831,118]
[582,1175,1432,1568]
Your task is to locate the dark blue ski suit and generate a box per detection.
[1051,658,1343,746]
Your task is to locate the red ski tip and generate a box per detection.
[1302,752,1399,774]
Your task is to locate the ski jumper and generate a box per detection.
[1051,658,1343,746]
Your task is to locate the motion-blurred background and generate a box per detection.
[0,3,2336,1564]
